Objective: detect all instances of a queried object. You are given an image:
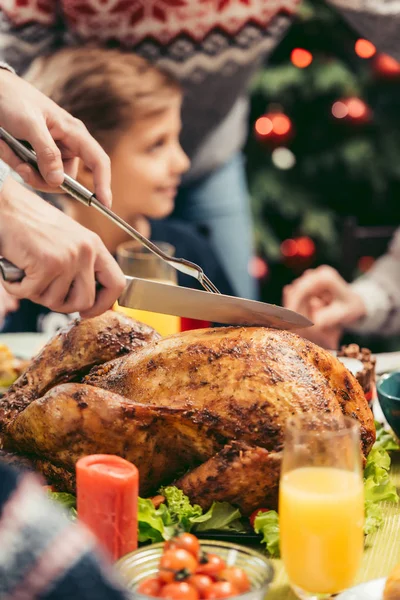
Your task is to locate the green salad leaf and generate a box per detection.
[363,426,399,536]
[191,502,245,533]
[253,510,280,558]
[160,486,203,531]
[143,487,246,539]
[374,421,400,452]
[137,497,176,543]
[48,492,77,519]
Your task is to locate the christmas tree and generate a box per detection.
[246,0,400,350]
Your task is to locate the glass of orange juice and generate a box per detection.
[279,414,364,599]
[114,241,180,337]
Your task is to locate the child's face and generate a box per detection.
[109,95,190,221]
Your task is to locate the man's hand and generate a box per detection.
[0,178,125,317]
[283,265,367,349]
[0,69,111,207]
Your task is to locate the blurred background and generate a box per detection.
[245,0,400,353]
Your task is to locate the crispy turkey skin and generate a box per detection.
[0,311,375,514]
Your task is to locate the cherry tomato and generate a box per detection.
[249,508,270,529]
[188,575,214,598]
[203,581,240,599]
[137,577,163,597]
[196,553,226,576]
[219,567,250,593]
[160,582,200,600]
[167,533,200,559]
[159,549,198,583]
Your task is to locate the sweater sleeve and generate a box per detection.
[326,0,400,61]
[0,3,60,74]
[348,228,400,335]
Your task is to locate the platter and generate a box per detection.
[0,332,51,359]
[335,578,386,600]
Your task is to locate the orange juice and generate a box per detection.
[280,466,364,594]
[113,303,180,337]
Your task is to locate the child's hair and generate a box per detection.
[25,47,181,153]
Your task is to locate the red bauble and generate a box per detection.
[373,53,400,80]
[254,112,293,146]
[331,97,372,124]
[281,236,316,271]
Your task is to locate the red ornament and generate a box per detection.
[281,236,316,271]
[354,39,376,59]
[373,53,400,80]
[291,48,313,68]
[331,97,372,124]
[254,112,293,147]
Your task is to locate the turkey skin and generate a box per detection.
[0,312,375,514]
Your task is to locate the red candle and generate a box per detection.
[76,454,139,561]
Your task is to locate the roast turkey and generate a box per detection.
[0,311,375,514]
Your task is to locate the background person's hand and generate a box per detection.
[0,69,112,207]
[283,265,367,349]
[0,177,125,317]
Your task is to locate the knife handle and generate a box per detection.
[0,258,24,282]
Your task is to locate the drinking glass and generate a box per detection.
[279,414,364,599]
[114,240,180,336]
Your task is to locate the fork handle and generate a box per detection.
[0,258,24,282]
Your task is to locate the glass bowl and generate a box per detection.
[116,540,274,600]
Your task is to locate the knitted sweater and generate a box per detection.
[0,0,399,180]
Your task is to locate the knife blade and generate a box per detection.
[119,277,313,330]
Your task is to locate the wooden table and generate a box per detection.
[266,453,400,599]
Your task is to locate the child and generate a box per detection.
[2,48,233,334]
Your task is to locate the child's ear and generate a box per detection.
[77,159,94,190]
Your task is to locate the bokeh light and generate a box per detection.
[355,39,376,59]
[255,116,273,136]
[291,48,313,68]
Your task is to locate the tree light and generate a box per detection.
[280,239,298,258]
[272,147,296,170]
[332,101,348,119]
[255,116,273,136]
[355,39,376,59]
[272,114,291,135]
[291,48,313,68]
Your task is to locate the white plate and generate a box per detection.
[335,578,386,600]
[0,332,51,359]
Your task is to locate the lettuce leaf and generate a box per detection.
[49,491,77,519]
[374,421,400,452]
[160,486,202,530]
[253,510,280,558]
[138,497,176,543]
[191,502,246,533]
[363,433,399,536]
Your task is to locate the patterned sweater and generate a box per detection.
[0,0,399,180]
